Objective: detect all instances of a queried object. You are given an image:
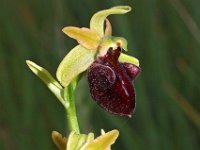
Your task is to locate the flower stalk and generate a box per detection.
[26,5,140,149]
[64,84,80,134]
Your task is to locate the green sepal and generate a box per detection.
[119,53,140,66]
[56,45,96,87]
[90,6,131,37]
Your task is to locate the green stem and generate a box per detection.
[64,84,80,134]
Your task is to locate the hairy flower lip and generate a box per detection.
[87,47,140,117]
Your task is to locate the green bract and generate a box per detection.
[26,60,80,133]
[26,60,64,106]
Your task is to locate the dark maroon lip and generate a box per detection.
[87,47,141,116]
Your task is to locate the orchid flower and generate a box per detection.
[56,6,139,88]
[57,5,140,117]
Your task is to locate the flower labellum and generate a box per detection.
[87,47,140,117]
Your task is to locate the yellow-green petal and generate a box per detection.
[62,27,101,50]
[119,53,140,66]
[90,5,131,37]
[104,19,112,37]
[56,45,96,87]
[86,130,119,150]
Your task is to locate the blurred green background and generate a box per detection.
[1,0,200,149]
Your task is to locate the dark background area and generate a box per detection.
[0,0,200,149]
